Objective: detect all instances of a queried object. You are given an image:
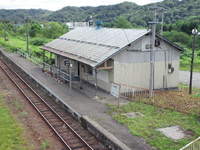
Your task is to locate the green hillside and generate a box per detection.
[0,9,51,23]
[0,0,200,26]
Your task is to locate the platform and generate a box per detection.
[0,48,152,150]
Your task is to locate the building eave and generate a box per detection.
[41,46,97,68]
[156,34,183,52]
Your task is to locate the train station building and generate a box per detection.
[41,27,182,93]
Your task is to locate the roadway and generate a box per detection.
[179,71,200,88]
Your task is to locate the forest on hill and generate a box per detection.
[0,0,200,26]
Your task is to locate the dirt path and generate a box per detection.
[0,67,65,150]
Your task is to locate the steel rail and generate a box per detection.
[0,59,94,150]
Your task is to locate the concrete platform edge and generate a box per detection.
[82,115,132,150]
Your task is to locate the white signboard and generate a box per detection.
[111,83,120,98]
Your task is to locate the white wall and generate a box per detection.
[113,35,180,89]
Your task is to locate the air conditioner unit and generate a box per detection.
[155,39,161,47]
[168,63,174,74]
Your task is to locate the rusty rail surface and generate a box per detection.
[0,59,106,150]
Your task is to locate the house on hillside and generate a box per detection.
[65,22,90,30]
[41,27,182,93]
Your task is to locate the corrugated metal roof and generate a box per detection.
[60,27,149,48]
[43,27,149,67]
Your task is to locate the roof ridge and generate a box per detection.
[59,37,120,49]
[75,26,147,31]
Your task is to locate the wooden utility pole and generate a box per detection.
[159,7,167,35]
[26,18,30,57]
[161,12,164,35]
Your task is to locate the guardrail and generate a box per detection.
[16,49,28,58]
[180,137,200,150]
[15,49,43,66]
[16,49,79,82]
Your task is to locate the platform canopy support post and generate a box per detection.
[58,55,61,79]
[50,52,52,73]
[69,60,73,90]
[94,68,98,98]
[79,62,82,89]
[50,52,52,64]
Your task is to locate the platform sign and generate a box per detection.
[111,83,120,98]
[64,59,70,66]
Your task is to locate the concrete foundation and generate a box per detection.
[157,126,186,140]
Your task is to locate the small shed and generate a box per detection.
[41,27,182,93]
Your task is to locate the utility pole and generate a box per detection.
[149,7,158,97]
[161,12,164,35]
[159,7,167,35]
[25,18,30,57]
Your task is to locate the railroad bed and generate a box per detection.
[0,59,107,150]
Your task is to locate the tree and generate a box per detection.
[0,23,4,37]
[0,21,12,41]
[29,22,42,37]
[113,16,133,29]
[42,22,68,39]
[17,24,26,35]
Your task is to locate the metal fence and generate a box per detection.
[180,137,200,150]
[119,83,150,100]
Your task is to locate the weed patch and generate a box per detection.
[108,102,200,150]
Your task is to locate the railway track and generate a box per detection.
[0,59,106,150]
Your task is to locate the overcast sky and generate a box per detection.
[0,0,163,11]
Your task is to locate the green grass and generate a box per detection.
[0,35,43,54]
[0,95,28,150]
[0,35,54,64]
[108,102,200,150]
